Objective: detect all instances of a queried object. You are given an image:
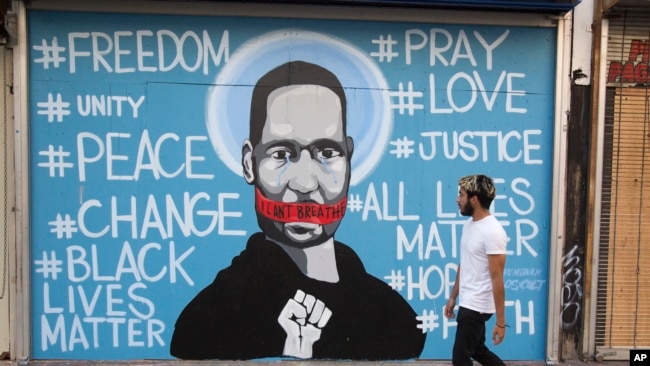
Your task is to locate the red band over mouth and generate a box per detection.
[255,188,347,225]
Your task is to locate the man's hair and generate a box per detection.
[459,174,496,209]
[249,61,347,146]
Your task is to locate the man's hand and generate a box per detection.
[444,298,457,319]
[492,324,506,345]
[278,290,333,359]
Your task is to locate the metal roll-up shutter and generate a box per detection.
[597,5,650,360]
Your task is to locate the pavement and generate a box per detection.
[0,360,632,366]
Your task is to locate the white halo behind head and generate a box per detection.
[206,29,392,186]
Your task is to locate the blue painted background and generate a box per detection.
[28,10,556,360]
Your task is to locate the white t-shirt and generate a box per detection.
[458,215,508,314]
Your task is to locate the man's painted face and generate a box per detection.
[249,84,352,247]
[457,187,474,217]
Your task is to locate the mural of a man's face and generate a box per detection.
[243,84,354,247]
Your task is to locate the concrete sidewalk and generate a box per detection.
[1,360,632,366]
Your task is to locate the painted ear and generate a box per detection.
[346,136,354,160]
[242,140,255,184]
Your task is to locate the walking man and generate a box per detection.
[444,174,508,366]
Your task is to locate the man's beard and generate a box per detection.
[460,201,473,217]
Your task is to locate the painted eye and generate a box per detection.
[316,148,342,160]
[270,148,292,160]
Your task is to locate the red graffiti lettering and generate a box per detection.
[608,61,650,84]
[628,39,650,62]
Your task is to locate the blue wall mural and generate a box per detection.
[28,10,556,361]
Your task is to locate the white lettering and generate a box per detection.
[67,29,229,75]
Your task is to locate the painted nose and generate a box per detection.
[287,149,319,194]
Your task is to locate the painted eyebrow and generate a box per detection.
[262,139,347,155]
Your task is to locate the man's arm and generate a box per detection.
[488,253,506,345]
[444,264,460,319]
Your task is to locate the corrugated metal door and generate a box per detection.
[0,44,12,358]
[597,6,650,360]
